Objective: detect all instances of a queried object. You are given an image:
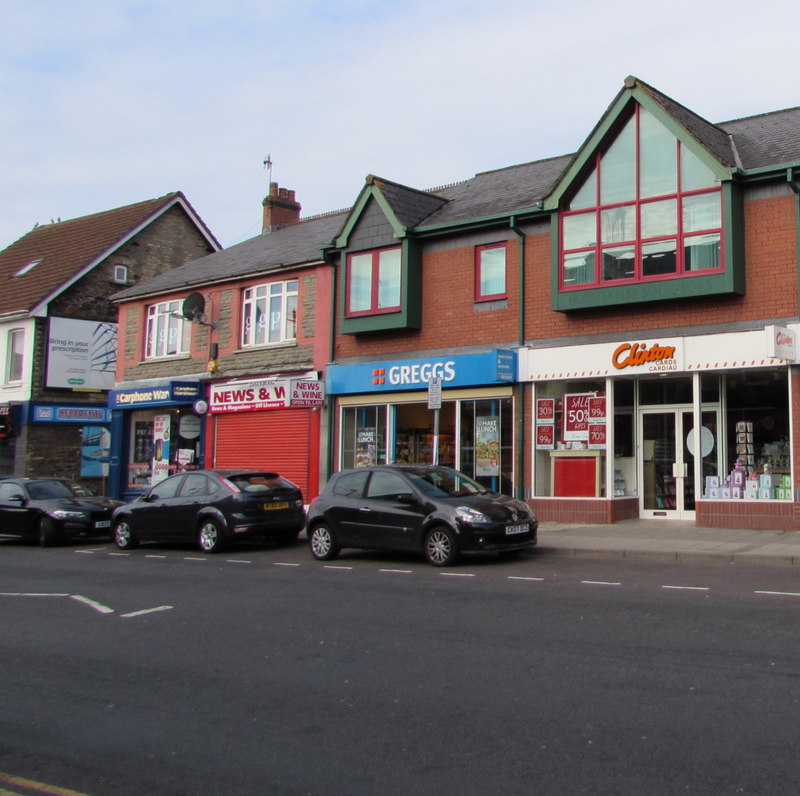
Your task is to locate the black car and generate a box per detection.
[111,469,305,553]
[0,478,125,546]
[306,464,537,566]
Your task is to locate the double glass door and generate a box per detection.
[640,408,697,519]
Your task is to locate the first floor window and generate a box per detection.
[5,328,24,383]
[145,301,189,358]
[346,247,401,316]
[242,280,298,346]
[476,243,507,301]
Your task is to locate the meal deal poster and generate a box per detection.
[475,416,500,476]
[151,413,171,485]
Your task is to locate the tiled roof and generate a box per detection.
[113,210,348,300]
[0,193,217,317]
[112,78,800,303]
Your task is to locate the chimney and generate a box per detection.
[262,182,301,233]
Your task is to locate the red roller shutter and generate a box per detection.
[213,410,313,499]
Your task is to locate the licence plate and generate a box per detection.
[95,520,111,529]
[263,502,289,511]
[505,523,527,535]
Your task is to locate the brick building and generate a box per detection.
[320,76,800,530]
[0,193,219,489]
[108,184,338,502]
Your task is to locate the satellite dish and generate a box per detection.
[182,293,205,322]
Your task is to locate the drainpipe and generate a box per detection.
[789,169,800,307]
[324,249,338,481]
[510,216,526,500]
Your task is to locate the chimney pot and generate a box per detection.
[262,182,302,233]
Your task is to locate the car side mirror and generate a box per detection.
[7,492,26,504]
[396,493,417,505]
[143,492,158,502]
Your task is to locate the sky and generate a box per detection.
[2,0,799,251]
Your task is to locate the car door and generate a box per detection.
[358,470,426,551]
[325,470,370,545]
[175,473,214,534]
[0,481,30,537]
[131,474,186,540]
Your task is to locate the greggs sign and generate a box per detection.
[612,342,678,372]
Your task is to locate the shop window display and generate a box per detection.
[704,369,792,501]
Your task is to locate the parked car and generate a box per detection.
[0,477,125,546]
[111,469,305,553]
[306,464,537,566]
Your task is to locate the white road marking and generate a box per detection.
[440,572,475,577]
[184,557,207,562]
[508,576,545,582]
[109,552,130,556]
[121,605,174,618]
[754,590,800,597]
[324,565,353,570]
[581,580,621,586]
[0,592,70,597]
[70,594,114,614]
[274,562,300,567]
[226,559,252,564]
[146,554,167,559]
[379,569,413,574]
[663,585,710,591]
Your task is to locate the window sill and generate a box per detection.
[235,341,297,353]
[474,299,508,312]
[142,353,192,363]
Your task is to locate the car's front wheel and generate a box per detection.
[113,518,139,549]
[198,518,226,553]
[309,524,340,561]
[424,526,459,567]
[39,516,60,547]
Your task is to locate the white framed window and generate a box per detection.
[5,328,24,383]
[145,301,189,359]
[241,279,298,347]
[113,265,129,284]
[476,243,507,301]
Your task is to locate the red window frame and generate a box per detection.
[559,105,723,291]
[475,243,508,302]
[345,247,402,317]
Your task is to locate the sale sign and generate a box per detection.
[536,398,555,424]
[536,424,555,450]
[563,392,595,441]
[588,423,607,449]
[588,395,606,423]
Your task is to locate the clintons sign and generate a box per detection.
[612,342,679,372]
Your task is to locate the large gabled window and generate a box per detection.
[345,247,401,317]
[145,300,189,359]
[560,105,722,290]
[241,279,298,346]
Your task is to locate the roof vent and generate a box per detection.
[13,258,42,277]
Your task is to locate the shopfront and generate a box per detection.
[107,381,204,499]
[327,351,517,494]
[206,375,324,501]
[522,326,798,530]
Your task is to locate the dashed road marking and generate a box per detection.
[0,592,70,597]
[226,559,252,564]
[754,590,800,597]
[440,572,475,578]
[121,605,174,618]
[184,557,207,562]
[274,562,300,567]
[581,580,621,586]
[508,576,545,582]
[379,569,413,574]
[0,770,93,796]
[324,565,353,570]
[70,594,114,614]
[663,585,710,591]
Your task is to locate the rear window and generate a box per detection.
[227,473,298,493]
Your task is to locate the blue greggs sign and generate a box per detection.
[110,381,201,408]
[327,350,516,395]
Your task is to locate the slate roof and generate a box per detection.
[0,192,219,317]
[113,77,800,303]
[113,210,348,300]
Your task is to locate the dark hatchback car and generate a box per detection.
[111,469,305,553]
[0,477,124,546]
[306,464,537,566]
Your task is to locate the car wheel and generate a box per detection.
[198,518,226,553]
[39,517,60,548]
[113,518,139,550]
[309,524,340,561]
[424,526,460,567]
[274,528,300,547]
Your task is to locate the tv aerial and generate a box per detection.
[180,292,217,329]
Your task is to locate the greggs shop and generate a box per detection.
[522,325,799,530]
[326,351,517,495]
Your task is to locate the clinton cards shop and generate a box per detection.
[521,325,798,530]
[326,350,517,494]
[107,381,205,499]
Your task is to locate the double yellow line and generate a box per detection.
[0,771,92,796]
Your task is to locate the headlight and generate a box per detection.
[456,506,491,524]
[51,510,87,520]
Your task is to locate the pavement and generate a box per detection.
[537,518,800,566]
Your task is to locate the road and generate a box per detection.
[2,537,800,795]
